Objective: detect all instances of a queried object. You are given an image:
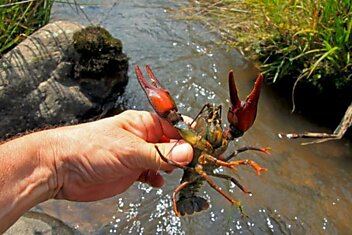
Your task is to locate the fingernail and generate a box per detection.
[170,142,192,164]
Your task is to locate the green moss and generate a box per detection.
[73,26,128,78]
[73,26,122,54]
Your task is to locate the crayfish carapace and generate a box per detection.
[135,65,270,217]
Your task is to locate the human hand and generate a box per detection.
[45,110,193,202]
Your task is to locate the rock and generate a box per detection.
[0,21,128,139]
[4,211,76,235]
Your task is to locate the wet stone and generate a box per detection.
[5,211,76,235]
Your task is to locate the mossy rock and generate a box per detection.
[73,25,128,79]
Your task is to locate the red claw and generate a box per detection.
[135,65,182,124]
[227,71,263,134]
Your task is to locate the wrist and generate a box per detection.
[0,130,60,233]
[35,129,64,199]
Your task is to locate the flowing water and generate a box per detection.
[36,1,352,234]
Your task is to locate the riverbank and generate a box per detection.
[176,0,352,129]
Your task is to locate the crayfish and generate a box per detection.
[135,65,270,217]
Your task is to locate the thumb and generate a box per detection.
[135,141,193,172]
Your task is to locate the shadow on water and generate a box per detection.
[35,0,352,234]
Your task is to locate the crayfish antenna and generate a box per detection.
[155,146,189,170]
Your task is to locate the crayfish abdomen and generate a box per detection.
[135,65,270,217]
[176,168,209,216]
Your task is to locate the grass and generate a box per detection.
[0,0,55,55]
[177,0,352,115]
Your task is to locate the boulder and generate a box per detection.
[0,21,128,139]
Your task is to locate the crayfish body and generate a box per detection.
[135,65,270,217]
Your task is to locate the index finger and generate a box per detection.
[115,110,193,143]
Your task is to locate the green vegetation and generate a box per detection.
[73,26,128,79]
[178,0,351,115]
[0,0,55,55]
[0,1,111,56]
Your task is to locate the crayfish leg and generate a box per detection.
[200,154,267,175]
[209,172,251,194]
[199,154,239,171]
[229,159,268,176]
[224,146,271,162]
[172,181,189,217]
[194,165,243,214]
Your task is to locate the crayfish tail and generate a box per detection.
[176,196,209,216]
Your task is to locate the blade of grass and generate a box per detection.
[307,46,339,78]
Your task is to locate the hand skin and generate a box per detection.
[0,110,193,233]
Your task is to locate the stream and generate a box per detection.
[35,0,352,234]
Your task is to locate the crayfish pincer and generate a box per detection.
[135,64,270,217]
